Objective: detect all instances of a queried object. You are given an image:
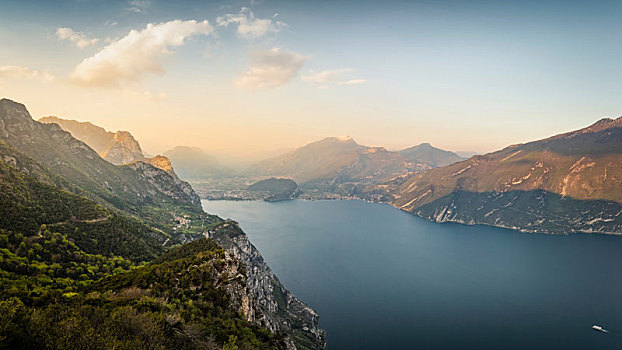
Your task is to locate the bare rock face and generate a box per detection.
[39,116,145,165]
[208,221,326,350]
[100,130,144,165]
[145,155,180,181]
[37,115,199,206]
[1,99,203,213]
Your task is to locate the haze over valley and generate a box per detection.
[1,1,621,349]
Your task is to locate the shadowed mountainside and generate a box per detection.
[386,117,622,234]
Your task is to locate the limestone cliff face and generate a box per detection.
[208,221,326,350]
[1,99,203,214]
[145,155,181,181]
[100,130,144,165]
[38,116,191,199]
[39,116,144,165]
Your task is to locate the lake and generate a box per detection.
[202,199,622,350]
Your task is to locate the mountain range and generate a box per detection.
[386,117,622,234]
[29,108,622,236]
[399,142,466,167]
[0,98,325,349]
[252,136,462,196]
[39,116,145,166]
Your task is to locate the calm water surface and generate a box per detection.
[202,199,622,350]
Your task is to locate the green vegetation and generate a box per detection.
[0,156,166,262]
[0,155,284,349]
[0,99,322,349]
[0,236,285,350]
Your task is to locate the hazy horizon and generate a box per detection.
[2,0,621,159]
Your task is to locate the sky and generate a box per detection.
[1,0,621,161]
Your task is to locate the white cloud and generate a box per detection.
[217,7,286,39]
[235,48,306,90]
[338,79,367,85]
[301,69,352,84]
[56,27,99,48]
[0,65,55,82]
[70,19,213,87]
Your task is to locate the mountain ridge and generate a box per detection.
[399,142,465,167]
[384,116,622,234]
[39,116,145,165]
[0,98,325,349]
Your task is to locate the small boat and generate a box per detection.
[592,325,608,333]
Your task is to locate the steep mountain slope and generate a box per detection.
[0,142,166,261]
[388,117,622,234]
[1,99,203,234]
[208,221,325,349]
[399,142,465,167]
[164,146,229,179]
[39,116,145,165]
[0,211,289,349]
[39,116,186,183]
[254,137,428,196]
[1,98,325,349]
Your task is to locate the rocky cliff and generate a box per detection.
[39,116,184,179]
[39,116,145,165]
[2,98,326,349]
[207,221,326,350]
[0,98,203,232]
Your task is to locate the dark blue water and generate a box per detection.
[202,199,622,350]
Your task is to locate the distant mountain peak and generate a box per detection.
[586,116,622,131]
[0,98,30,122]
[320,136,358,144]
[0,98,26,108]
[39,116,145,165]
[399,142,464,168]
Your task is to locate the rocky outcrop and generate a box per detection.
[100,130,144,165]
[145,154,181,181]
[208,221,326,350]
[0,98,203,214]
[3,98,324,348]
[39,116,145,165]
[126,161,202,208]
